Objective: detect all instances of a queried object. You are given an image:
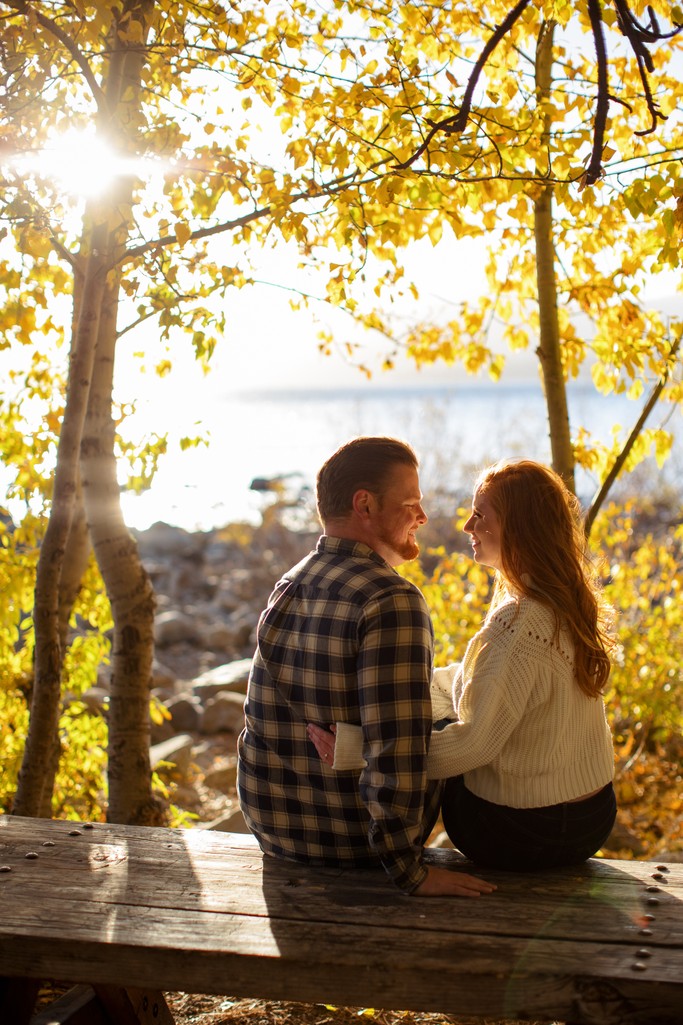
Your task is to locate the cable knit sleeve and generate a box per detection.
[426,599,552,781]
[333,661,462,770]
[333,721,366,770]
[430,663,460,721]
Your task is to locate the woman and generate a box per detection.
[308,459,617,871]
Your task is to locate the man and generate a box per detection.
[237,437,493,897]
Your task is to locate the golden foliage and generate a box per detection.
[1,1,681,399]
[1,0,681,825]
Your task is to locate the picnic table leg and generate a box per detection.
[0,976,41,1025]
[28,985,108,1025]
[93,985,175,1024]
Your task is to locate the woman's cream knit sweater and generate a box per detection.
[334,595,615,809]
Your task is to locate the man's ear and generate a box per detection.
[352,488,374,519]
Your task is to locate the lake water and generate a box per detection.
[119,383,682,531]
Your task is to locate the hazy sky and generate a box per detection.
[118,227,681,411]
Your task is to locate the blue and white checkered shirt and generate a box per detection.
[237,535,441,892]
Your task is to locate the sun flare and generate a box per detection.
[17,129,147,199]
[37,130,119,197]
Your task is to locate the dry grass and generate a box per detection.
[164,994,558,1025]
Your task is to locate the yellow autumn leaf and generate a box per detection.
[174,221,191,245]
[427,218,443,244]
[119,18,143,43]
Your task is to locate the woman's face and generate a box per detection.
[464,487,502,570]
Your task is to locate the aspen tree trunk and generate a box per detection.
[79,0,161,824]
[41,485,93,817]
[55,264,92,658]
[43,269,95,815]
[15,282,94,817]
[55,274,94,684]
[57,490,91,654]
[83,273,160,825]
[14,0,160,823]
[533,20,576,493]
[13,226,108,817]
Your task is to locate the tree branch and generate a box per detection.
[453,0,532,135]
[49,232,81,273]
[394,0,531,171]
[10,1,108,112]
[581,0,610,188]
[584,331,682,537]
[611,0,682,136]
[121,205,271,264]
[392,0,682,183]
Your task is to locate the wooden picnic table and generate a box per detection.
[0,814,681,1025]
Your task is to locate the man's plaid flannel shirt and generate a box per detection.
[237,535,441,892]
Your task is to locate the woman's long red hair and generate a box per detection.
[475,460,613,697]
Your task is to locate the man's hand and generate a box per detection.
[307,725,496,898]
[414,865,497,897]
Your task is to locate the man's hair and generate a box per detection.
[316,436,418,523]
[476,459,613,697]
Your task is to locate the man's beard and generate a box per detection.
[376,526,419,563]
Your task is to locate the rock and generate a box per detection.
[150,715,176,745]
[214,568,259,606]
[155,610,201,647]
[134,522,204,560]
[225,610,258,648]
[151,658,178,690]
[605,820,648,857]
[79,686,109,714]
[201,623,236,651]
[212,589,242,615]
[171,783,204,812]
[203,808,250,833]
[193,659,252,700]
[203,757,238,793]
[213,580,271,618]
[165,694,202,732]
[150,733,195,778]
[200,692,246,735]
[190,740,224,770]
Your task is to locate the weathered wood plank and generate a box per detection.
[1,816,680,952]
[2,903,682,1024]
[1,815,681,1025]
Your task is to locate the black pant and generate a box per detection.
[441,775,617,871]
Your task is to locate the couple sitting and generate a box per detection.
[237,437,616,897]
